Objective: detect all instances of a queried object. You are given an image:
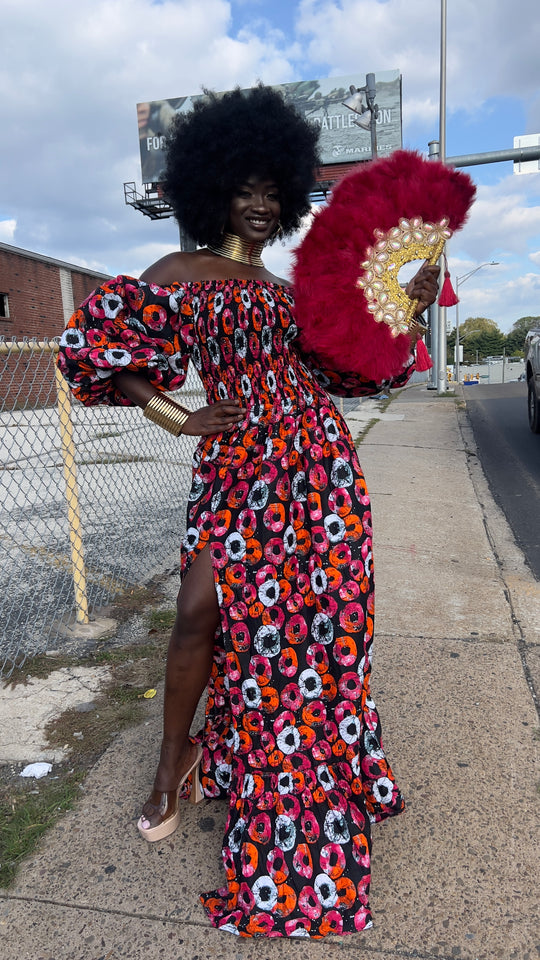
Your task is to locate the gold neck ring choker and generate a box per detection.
[207,232,266,267]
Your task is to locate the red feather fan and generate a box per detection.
[293,150,476,382]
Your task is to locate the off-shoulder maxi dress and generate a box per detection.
[58,275,414,939]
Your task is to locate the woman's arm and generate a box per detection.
[112,370,156,408]
[58,270,245,434]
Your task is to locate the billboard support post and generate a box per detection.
[179,223,196,252]
[342,73,380,160]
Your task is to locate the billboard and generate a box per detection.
[137,71,402,184]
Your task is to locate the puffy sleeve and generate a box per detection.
[298,347,416,398]
[57,275,195,406]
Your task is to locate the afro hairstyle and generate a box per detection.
[162,84,320,247]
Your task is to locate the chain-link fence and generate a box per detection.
[0,336,205,678]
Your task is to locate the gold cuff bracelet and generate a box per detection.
[143,394,190,436]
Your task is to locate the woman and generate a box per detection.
[58,85,438,938]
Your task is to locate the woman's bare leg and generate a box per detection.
[140,546,219,828]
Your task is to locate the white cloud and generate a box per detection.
[486,274,540,328]
[295,0,540,119]
[0,220,17,242]
[0,0,302,271]
[445,264,540,332]
[0,0,539,332]
[455,176,540,263]
[443,172,540,330]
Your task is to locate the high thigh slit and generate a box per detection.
[177,543,220,632]
[58,275,415,938]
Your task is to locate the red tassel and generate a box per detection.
[438,270,459,307]
[415,339,433,371]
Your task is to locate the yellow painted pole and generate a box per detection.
[54,365,89,623]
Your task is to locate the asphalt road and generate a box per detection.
[464,381,540,580]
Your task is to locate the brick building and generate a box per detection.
[0,243,110,408]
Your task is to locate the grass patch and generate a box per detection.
[91,641,160,665]
[354,417,379,446]
[5,584,168,687]
[0,604,174,888]
[373,393,394,413]
[0,771,85,887]
[44,695,147,761]
[44,631,170,761]
[147,608,176,632]
[6,652,79,686]
[108,583,164,618]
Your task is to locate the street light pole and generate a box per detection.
[454,262,499,384]
[427,141,440,390]
[437,0,448,394]
[455,288,461,386]
[439,0,447,163]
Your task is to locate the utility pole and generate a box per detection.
[454,262,499,384]
[427,140,442,391]
[437,0,448,395]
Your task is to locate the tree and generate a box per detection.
[448,316,505,364]
[504,316,540,357]
[460,317,500,337]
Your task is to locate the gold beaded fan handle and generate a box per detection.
[404,240,445,332]
[357,217,451,338]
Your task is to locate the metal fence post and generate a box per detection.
[54,364,90,624]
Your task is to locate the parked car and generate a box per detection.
[525,328,540,432]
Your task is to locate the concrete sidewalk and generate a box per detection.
[1,384,539,960]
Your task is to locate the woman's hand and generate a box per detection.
[405,262,440,316]
[110,370,246,437]
[182,399,246,436]
[408,317,427,340]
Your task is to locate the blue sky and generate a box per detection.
[1,0,539,333]
[230,0,298,35]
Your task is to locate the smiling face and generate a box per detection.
[227,176,281,243]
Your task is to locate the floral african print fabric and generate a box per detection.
[58,276,412,939]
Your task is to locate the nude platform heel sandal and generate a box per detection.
[137,744,203,842]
